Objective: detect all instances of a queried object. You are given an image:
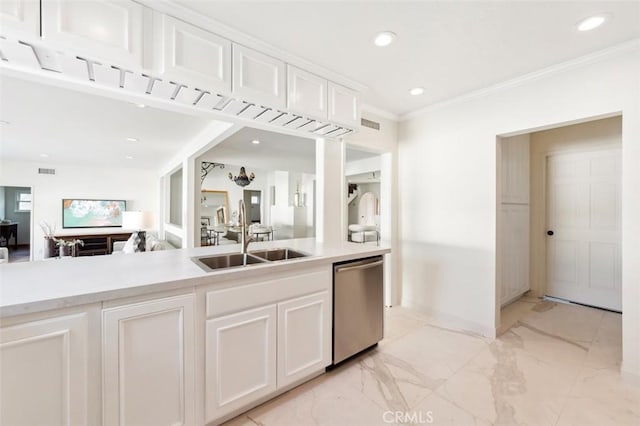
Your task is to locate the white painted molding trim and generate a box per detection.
[400,38,640,122]
[361,104,400,122]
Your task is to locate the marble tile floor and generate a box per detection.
[224,301,639,426]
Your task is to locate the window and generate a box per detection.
[15,191,32,212]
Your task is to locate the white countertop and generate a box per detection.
[0,238,389,318]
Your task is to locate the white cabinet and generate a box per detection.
[328,81,360,128]
[277,291,331,388]
[205,304,277,423]
[41,0,147,68]
[153,12,231,95]
[0,311,96,425]
[0,0,39,39]
[500,134,530,204]
[233,44,286,108]
[500,204,530,305]
[102,294,195,426]
[287,65,328,121]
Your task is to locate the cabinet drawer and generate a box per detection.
[206,268,331,318]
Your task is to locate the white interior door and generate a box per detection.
[546,148,621,311]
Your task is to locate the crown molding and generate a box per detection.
[137,0,368,93]
[361,104,400,122]
[400,38,640,122]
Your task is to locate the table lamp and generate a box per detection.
[122,211,154,252]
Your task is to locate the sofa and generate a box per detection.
[112,233,177,254]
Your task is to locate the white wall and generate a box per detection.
[0,161,159,260]
[398,43,640,380]
[201,163,269,223]
[529,116,622,297]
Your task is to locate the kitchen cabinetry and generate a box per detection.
[102,294,195,426]
[205,304,277,422]
[328,81,360,127]
[499,135,530,306]
[500,135,530,204]
[153,12,231,95]
[41,0,148,69]
[277,291,331,388]
[500,204,530,305]
[204,267,331,424]
[232,44,286,109]
[0,308,99,425]
[0,0,40,39]
[287,65,328,121]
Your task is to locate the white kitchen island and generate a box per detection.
[0,238,389,426]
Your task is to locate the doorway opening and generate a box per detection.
[243,189,262,224]
[345,147,382,244]
[497,115,622,334]
[0,186,32,263]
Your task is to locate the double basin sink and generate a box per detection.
[193,248,308,272]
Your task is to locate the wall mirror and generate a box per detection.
[201,190,229,226]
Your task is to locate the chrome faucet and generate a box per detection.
[238,199,254,254]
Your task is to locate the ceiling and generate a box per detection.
[201,127,381,173]
[201,127,317,173]
[0,76,212,169]
[175,1,640,116]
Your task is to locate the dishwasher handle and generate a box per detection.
[335,259,383,273]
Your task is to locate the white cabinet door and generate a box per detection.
[153,12,231,95]
[41,0,146,68]
[501,135,530,204]
[232,44,286,108]
[277,291,331,388]
[287,65,327,121]
[500,204,530,305]
[328,81,360,128]
[0,312,91,425]
[205,304,277,423]
[0,0,39,39]
[103,294,195,426]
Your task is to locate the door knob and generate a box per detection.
[547,230,554,236]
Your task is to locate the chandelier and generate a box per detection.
[229,166,255,187]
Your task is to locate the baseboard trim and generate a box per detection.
[402,299,497,339]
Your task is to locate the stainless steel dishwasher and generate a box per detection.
[333,256,384,365]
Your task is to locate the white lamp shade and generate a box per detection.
[122,211,154,230]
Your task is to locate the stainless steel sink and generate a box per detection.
[192,253,266,271]
[250,248,309,261]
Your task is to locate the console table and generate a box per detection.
[0,222,18,250]
[44,232,132,258]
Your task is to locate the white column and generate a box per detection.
[182,157,196,248]
[315,138,345,243]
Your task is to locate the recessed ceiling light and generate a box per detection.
[577,14,610,32]
[133,103,147,108]
[373,31,396,47]
[125,155,134,160]
[39,153,49,158]
[126,137,139,142]
[252,139,260,145]
[409,87,424,96]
